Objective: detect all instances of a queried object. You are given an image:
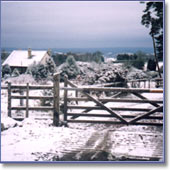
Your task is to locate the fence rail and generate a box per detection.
[1,84,53,90]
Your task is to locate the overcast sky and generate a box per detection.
[1,1,153,49]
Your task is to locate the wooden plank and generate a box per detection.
[26,83,29,118]
[67,119,163,126]
[67,105,151,112]
[11,96,53,100]
[1,86,8,90]
[128,78,163,82]
[62,86,163,93]
[150,89,164,93]
[10,84,53,90]
[53,73,60,126]
[67,113,163,120]
[64,75,68,122]
[8,82,12,117]
[11,106,53,110]
[129,106,163,124]
[132,92,160,107]
[128,79,149,82]
[67,97,163,103]
[110,92,123,98]
[154,78,163,81]
[69,83,128,124]
[12,117,53,120]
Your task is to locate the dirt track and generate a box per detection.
[29,123,163,162]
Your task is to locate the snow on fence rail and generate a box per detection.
[1,73,163,126]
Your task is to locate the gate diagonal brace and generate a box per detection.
[82,90,128,124]
[132,92,160,107]
[129,105,163,124]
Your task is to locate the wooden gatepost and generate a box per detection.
[53,73,60,126]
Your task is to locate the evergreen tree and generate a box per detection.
[141,2,163,77]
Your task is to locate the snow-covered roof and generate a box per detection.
[3,50,48,67]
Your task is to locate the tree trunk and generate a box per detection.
[152,34,162,78]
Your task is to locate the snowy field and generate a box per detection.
[1,118,163,162]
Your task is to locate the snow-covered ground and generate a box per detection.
[1,75,164,162]
[1,117,163,162]
[1,118,96,161]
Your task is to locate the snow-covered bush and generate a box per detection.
[146,71,159,79]
[59,55,81,81]
[26,58,56,81]
[27,63,48,81]
[2,64,11,78]
[126,66,148,80]
[3,74,37,85]
[45,57,56,76]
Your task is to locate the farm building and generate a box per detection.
[2,49,51,73]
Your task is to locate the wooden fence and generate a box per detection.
[1,73,60,126]
[1,73,163,126]
[62,76,163,126]
[128,78,163,88]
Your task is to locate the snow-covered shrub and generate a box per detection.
[126,66,148,80]
[59,55,81,81]
[45,57,56,76]
[2,64,11,78]
[146,71,159,79]
[26,57,56,81]
[4,74,37,85]
[12,68,20,77]
[27,63,48,81]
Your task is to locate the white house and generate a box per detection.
[2,49,51,73]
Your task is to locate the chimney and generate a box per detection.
[28,48,32,58]
[47,48,51,56]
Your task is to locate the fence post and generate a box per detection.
[144,80,146,88]
[8,82,11,117]
[148,79,151,88]
[53,73,60,126]
[20,90,24,106]
[64,75,68,124]
[75,90,78,105]
[26,83,29,118]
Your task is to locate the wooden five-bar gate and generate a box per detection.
[2,73,163,126]
[63,76,163,126]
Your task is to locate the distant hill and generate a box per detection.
[1,47,153,59]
